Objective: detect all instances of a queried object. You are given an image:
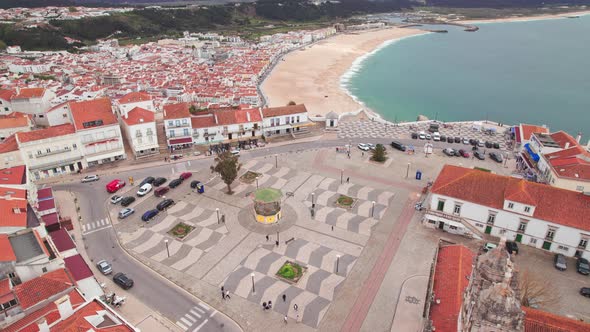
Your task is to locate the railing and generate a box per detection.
[35,148,73,158]
[84,145,123,157]
[81,133,119,144]
[424,209,484,237]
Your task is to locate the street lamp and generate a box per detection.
[336,255,341,273]
[251,273,255,294]
[340,169,343,184]
[406,162,411,179]
[216,208,220,224]
[371,201,376,218]
[164,239,170,258]
[311,192,315,208]
[275,154,278,168]
[256,177,259,189]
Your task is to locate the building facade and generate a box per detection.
[261,104,309,137]
[120,107,159,157]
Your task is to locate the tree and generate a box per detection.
[189,104,197,114]
[371,144,387,162]
[519,269,560,308]
[68,6,78,13]
[211,151,241,194]
[287,101,296,105]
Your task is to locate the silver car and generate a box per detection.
[96,260,112,275]
[110,195,123,204]
[81,175,99,183]
[118,208,135,219]
[554,254,567,271]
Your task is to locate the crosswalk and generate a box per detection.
[81,218,111,235]
[176,302,212,332]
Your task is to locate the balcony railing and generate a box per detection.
[35,148,74,158]
[81,133,119,144]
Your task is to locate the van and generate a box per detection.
[154,187,169,197]
[106,179,125,193]
[428,123,440,133]
[390,141,406,152]
[137,183,152,197]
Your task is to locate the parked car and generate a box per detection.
[230,149,240,155]
[367,143,376,150]
[443,148,455,156]
[440,134,446,142]
[390,141,406,151]
[110,195,123,204]
[169,178,183,188]
[136,183,153,197]
[96,260,112,275]
[474,150,485,160]
[447,136,454,143]
[141,209,159,222]
[419,132,426,140]
[179,172,192,180]
[139,176,155,187]
[506,241,519,255]
[469,138,477,146]
[358,143,370,151]
[118,208,135,219]
[477,140,485,147]
[483,242,497,252]
[425,133,432,140]
[411,132,418,139]
[577,258,590,275]
[190,180,200,189]
[113,272,134,290]
[428,123,440,133]
[153,177,167,187]
[106,179,125,193]
[458,149,470,158]
[120,196,136,207]
[462,138,470,145]
[490,152,503,163]
[580,287,590,298]
[485,141,493,148]
[154,187,170,197]
[493,142,501,149]
[157,199,175,211]
[81,175,100,183]
[432,132,441,141]
[454,136,461,143]
[554,253,567,271]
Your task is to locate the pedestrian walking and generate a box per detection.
[275,240,279,246]
[262,302,267,310]
[282,294,286,302]
[346,177,350,183]
[362,152,365,157]
[266,234,269,241]
[347,152,350,159]
[225,291,231,300]
[331,225,334,231]
[296,314,300,323]
[284,316,288,324]
[293,303,298,311]
[164,157,167,162]
[221,286,225,299]
[268,300,272,309]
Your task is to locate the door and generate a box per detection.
[542,241,552,250]
[77,161,83,170]
[228,133,232,140]
[485,226,492,234]
[330,120,334,127]
[252,130,255,137]
[438,222,444,230]
[515,234,523,243]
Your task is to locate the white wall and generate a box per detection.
[119,100,155,117]
[122,121,159,155]
[19,134,85,179]
[78,125,125,164]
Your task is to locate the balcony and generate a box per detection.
[81,133,119,144]
[35,148,74,158]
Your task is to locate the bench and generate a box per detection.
[285,237,295,245]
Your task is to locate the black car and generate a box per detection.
[169,178,183,188]
[506,241,519,255]
[469,138,477,146]
[190,180,200,189]
[454,136,461,143]
[577,258,590,275]
[490,152,503,163]
[581,287,590,298]
[113,272,134,290]
[447,136,454,143]
[493,142,500,149]
[474,150,485,160]
[157,199,175,211]
[485,141,493,148]
[139,176,155,187]
[153,177,167,187]
[439,135,446,142]
[390,141,406,151]
[411,132,418,139]
[120,196,136,207]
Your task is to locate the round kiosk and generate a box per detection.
[253,188,282,224]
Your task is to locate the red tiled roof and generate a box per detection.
[14,268,76,310]
[69,98,117,131]
[430,245,475,332]
[37,187,53,200]
[122,107,155,126]
[262,104,307,118]
[49,228,76,253]
[215,108,261,125]
[550,131,578,149]
[0,112,30,129]
[0,134,19,153]
[163,102,190,120]
[520,124,549,142]
[13,88,45,99]
[64,254,94,281]
[432,165,590,232]
[0,89,15,101]
[118,91,152,104]
[523,306,590,332]
[0,277,13,304]
[544,147,590,181]
[190,112,216,129]
[38,198,55,212]
[0,192,28,228]
[0,165,27,185]
[42,212,59,227]
[16,124,76,143]
[50,299,136,332]
[0,234,16,261]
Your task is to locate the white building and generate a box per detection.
[163,102,193,150]
[69,98,126,167]
[115,91,156,117]
[120,107,159,158]
[44,102,72,127]
[191,107,263,144]
[261,104,309,137]
[9,88,56,124]
[424,165,590,259]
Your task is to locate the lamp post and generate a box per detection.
[340,169,343,184]
[311,192,315,208]
[216,208,220,224]
[406,162,411,179]
[336,255,341,273]
[251,273,255,294]
[164,239,170,258]
[371,201,376,218]
[256,177,259,189]
[275,154,278,168]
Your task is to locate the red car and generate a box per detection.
[179,172,192,180]
[458,149,470,158]
[106,179,126,193]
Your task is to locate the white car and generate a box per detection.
[81,175,99,183]
[418,132,426,140]
[136,183,152,197]
[463,138,470,145]
[432,132,441,141]
[230,149,240,155]
[357,143,370,151]
[110,195,123,204]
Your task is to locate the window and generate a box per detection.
[524,206,531,213]
[530,238,537,245]
[558,245,569,251]
[487,212,496,225]
[137,137,142,144]
[169,130,175,137]
[579,238,588,249]
[450,226,457,230]
[175,120,180,126]
[285,117,290,124]
[437,200,445,211]
[428,220,436,224]
[270,119,275,126]
[508,202,514,209]
[577,185,585,191]
[72,144,77,150]
[453,203,462,215]
[37,150,42,155]
[276,118,280,126]
[546,228,556,240]
[297,116,300,123]
[62,113,67,118]
[518,220,527,233]
[182,119,188,125]
[42,267,47,273]
[168,121,173,127]
[8,272,15,278]
[475,223,484,228]
[183,128,189,136]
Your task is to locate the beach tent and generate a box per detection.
[471,121,483,131]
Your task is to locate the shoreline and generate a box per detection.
[261,10,589,118]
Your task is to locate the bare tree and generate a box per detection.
[519,269,560,308]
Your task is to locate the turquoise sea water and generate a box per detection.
[345,15,590,138]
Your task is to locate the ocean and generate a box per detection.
[343,15,590,139]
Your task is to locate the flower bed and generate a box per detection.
[167,222,195,240]
[240,171,261,184]
[276,261,306,284]
[336,195,355,208]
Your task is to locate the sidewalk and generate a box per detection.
[54,191,182,332]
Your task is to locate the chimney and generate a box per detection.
[56,295,74,320]
[565,142,570,149]
[577,132,582,143]
[139,118,144,123]
[246,111,251,122]
[124,112,128,119]
[36,318,50,332]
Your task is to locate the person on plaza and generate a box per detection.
[221,286,225,299]
[284,316,288,324]
[225,290,231,299]
[346,177,350,183]
[282,294,287,302]
[266,234,269,241]
[262,302,267,310]
[293,303,298,311]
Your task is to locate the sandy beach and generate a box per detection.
[261,27,425,116]
[460,9,590,24]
